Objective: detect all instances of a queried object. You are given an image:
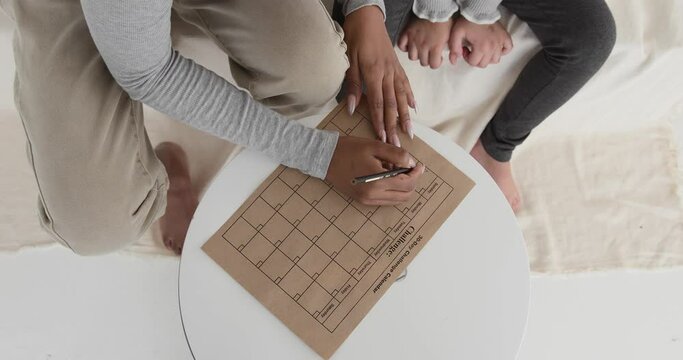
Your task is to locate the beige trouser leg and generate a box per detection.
[1,0,347,255]
[172,0,348,119]
[3,0,169,255]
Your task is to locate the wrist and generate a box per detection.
[345,4,384,25]
[458,7,501,25]
[343,4,385,38]
[320,130,340,181]
[454,15,482,28]
[344,1,386,22]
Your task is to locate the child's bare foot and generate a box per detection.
[470,139,522,212]
[155,142,198,255]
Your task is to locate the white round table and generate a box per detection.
[178,119,530,359]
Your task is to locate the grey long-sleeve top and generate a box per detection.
[413,0,502,24]
[80,0,367,179]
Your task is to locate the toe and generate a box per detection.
[163,236,176,254]
[173,237,185,255]
[509,194,523,213]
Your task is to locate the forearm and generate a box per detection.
[80,0,337,179]
[341,0,386,20]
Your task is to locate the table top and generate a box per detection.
[178,118,530,360]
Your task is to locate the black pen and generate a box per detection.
[352,167,412,185]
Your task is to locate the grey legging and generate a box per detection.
[335,0,616,162]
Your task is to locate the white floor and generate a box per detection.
[520,271,683,360]
[1,247,682,360]
[0,249,191,360]
[1,8,683,360]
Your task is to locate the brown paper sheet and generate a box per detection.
[202,98,475,358]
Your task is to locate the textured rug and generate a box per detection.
[1,1,682,273]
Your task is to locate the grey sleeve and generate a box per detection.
[341,0,386,20]
[413,0,459,22]
[458,0,502,24]
[79,0,338,179]
[412,0,501,24]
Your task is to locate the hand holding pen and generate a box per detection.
[325,136,425,206]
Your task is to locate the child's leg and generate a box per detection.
[473,0,615,211]
[482,0,616,162]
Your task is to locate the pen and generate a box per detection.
[352,167,412,185]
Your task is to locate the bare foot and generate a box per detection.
[470,139,522,212]
[155,142,198,255]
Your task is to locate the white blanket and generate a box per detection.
[1,1,682,273]
[400,1,683,273]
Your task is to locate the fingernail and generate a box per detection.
[392,133,401,148]
[408,157,416,168]
[421,166,426,174]
[347,95,356,115]
[380,129,387,143]
[406,122,414,139]
[414,103,418,114]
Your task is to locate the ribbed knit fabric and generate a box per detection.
[413,0,501,24]
[342,0,387,20]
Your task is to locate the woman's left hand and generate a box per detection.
[343,5,416,146]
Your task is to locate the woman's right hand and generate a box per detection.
[325,136,425,205]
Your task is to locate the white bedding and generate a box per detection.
[1,1,682,273]
[402,1,683,273]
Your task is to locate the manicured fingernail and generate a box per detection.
[347,95,356,115]
[406,122,414,139]
[392,133,401,148]
[380,129,387,143]
[408,157,416,168]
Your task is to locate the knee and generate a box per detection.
[578,3,616,70]
[246,17,348,119]
[47,202,158,256]
[279,43,348,118]
[546,1,616,75]
[41,179,167,256]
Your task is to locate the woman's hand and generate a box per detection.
[325,136,425,205]
[343,6,416,146]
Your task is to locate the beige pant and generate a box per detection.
[2,0,348,255]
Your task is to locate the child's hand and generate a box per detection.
[398,17,453,69]
[449,16,513,68]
